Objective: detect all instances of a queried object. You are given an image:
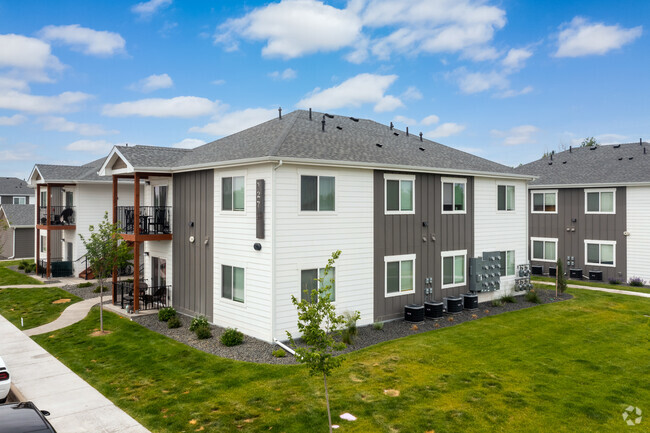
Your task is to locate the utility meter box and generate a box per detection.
[468,251,502,292]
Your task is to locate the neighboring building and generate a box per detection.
[0,204,34,259]
[516,141,650,283]
[0,177,34,205]
[99,110,533,342]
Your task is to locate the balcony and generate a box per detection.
[113,280,170,311]
[116,206,172,240]
[37,206,76,229]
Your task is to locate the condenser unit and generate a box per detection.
[404,304,424,322]
[424,301,444,319]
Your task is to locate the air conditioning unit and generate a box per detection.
[462,293,478,310]
[589,270,603,281]
[549,267,557,277]
[531,265,544,275]
[443,296,463,314]
[570,269,583,279]
[424,301,444,319]
[404,304,424,322]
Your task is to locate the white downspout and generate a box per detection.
[9,227,16,259]
[271,160,283,342]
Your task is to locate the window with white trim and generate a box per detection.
[385,254,415,297]
[585,189,615,214]
[301,268,335,302]
[385,174,414,214]
[531,237,557,262]
[222,265,245,303]
[442,250,466,288]
[585,240,615,266]
[497,185,515,211]
[300,175,335,211]
[40,191,47,206]
[222,176,245,211]
[13,197,26,204]
[500,250,516,276]
[442,178,466,213]
[40,235,46,253]
[531,191,557,213]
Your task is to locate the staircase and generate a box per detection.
[79,267,95,280]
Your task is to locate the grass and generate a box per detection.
[32,288,650,433]
[532,275,650,294]
[0,259,41,286]
[0,287,82,329]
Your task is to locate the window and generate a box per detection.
[585,240,615,267]
[585,189,615,214]
[301,268,335,302]
[497,185,515,211]
[222,176,245,211]
[40,191,47,206]
[442,250,466,288]
[152,257,167,287]
[384,174,415,214]
[13,197,26,204]
[65,191,73,207]
[442,178,466,213]
[531,191,557,213]
[531,237,557,262]
[300,175,335,211]
[153,185,168,208]
[222,265,245,303]
[40,235,46,253]
[385,254,415,297]
[500,250,516,276]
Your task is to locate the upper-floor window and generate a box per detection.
[153,185,168,208]
[385,254,415,297]
[65,191,74,207]
[442,178,466,213]
[531,237,557,262]
[531,190,557,213]
[301,175,335,211]
[497,185,515,211]
[40,191,47,206]
[13,197,26,205]
[222,176,245,211]
[585,240,615,267]
[442,250,467,288]
[301,267,335,302]
[385,174,415,214]
[585,189,615,214]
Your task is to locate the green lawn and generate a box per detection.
[32,288,650,432]
[532,275,650,294]
[0,287,81,329]
[0,259,41,286]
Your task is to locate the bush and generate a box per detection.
[373,321,384,331]
[167,316,181,329]
[500,295,516,304]
[525,289,541,304]
[22,263,36,273]
[158,307,177,322]
[77,282,93,288]
[195,325,212,340]
[491,299,504,307]
[189,315,209,332]
[18,259,29,270]
[341,312,359,345]
[220,328,244,346]
[629,277,645,287]
[272,348,286,358]
[608,278,621,285]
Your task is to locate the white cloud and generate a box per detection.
[268,68,297,80]
[0,114,27,126]
[502,48,532,71]
[453,68,509,94]
[421,114,440,126]
[297,73,403,112]
[39,24,126,56]
[427,122,466,139]
[190,108,277,136]
[130,73,173,92]
[555,17,642,58]
[212,79,226,85]
[132,0,172,17]
[491,125,539,145]
[495,86,533,98]
[0,34,62,71]
[38,116,118,136]
[401,86,422,101]
[0,149,35,161]
[65,139,115,154]
[0,91,90,114]
[102,96,221,118]
[0,77,29,91]
[171,138,205,149]
[393,115,417,126]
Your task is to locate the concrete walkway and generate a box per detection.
[24,297,102,336]
[535,280,650,298]
[0,313,150,432]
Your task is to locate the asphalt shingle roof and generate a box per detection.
[0,177,33,196]
[114,145,191,168]
[35,157,107,183]
[0,204,34,227]
[515,142,650,186]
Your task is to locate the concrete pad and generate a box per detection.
[49,406,150,433]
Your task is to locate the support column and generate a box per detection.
[35,184,40,273]
[46,185,51,278]
[112,175,118,304]
[133,173,140,311]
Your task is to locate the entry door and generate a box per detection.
[66,242,73,262]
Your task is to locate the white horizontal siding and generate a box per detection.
[626,186,650,283]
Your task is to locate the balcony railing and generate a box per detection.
[38,206,75,226]
[113,280,170,310]
[116,206,172,235]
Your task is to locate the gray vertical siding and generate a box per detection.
[14,228,34,258]
[529,187,627,282]
[0,210,11,258]
[373,171,474,321]
[172,170,214,321]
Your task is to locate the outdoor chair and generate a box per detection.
[60,208,73,224]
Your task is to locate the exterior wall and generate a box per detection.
[213,164,274,341]
[275,164,374,340]
[626,186,650,283]
[0,210,12,258]
[529,187,627,282]
[173,170,214,321]
[373,171,474,321]
[14,228,34,258]
[143,176,173,291]
[474,177,528,302]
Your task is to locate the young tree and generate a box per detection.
[287,250,360,433]
[79,212,132,332]
[580,137,599,147]
[556,258,567,296]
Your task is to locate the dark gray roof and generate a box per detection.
[114,145,191,168]
[0,204,34,227]
[0,177,33,196]
[516,142,650,186]
[35,157,107,183]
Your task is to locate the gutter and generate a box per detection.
[529,182,650,189]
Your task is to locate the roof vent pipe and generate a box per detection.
[419,132,423,142]
[645,147,647,155]
[309,108,312,120]
[406,127,409,137]
[641,138,643,146]
[569,146,572,153]
[278,107,282,120]
[321,115,326,132]
[550,153,553,160]
[390,122,394,130]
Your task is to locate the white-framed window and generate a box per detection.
[222,265,245,303]
[442,250,467,288]
[222,176,245,211]
[584,240,616,267]
[585,189,615,214]
[40,190,47,206]
[40,235,46,253]
[442,177,466,213]
[531,237,557,262]
[301,267,335,302]
[13,196,26,204]
[497,185,515,211]
[531,190,557,213]
[500,250,516,276]
[384,173,415,214]
[384,254,415,297]
[300,175,335,211]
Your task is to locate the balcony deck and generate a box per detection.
[37,205,76,230]
[116,206,172,241]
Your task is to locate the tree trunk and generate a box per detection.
[324,373,332,433]
[99,279,104,332]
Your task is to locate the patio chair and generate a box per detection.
[149,208,168,234]
[124,209,135,233]
[60,208,73,224]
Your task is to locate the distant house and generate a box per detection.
[0,177,34,205]
[0,204,34,259]
[516,141,650,284]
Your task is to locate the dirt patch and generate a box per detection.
[52,298,71,304]
[90,330,113,337]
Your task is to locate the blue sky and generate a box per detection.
[0,0,648,178]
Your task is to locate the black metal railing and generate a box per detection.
[38,206,76,226]
[39,258,73,278]
[116,206,172,235]
[113,280,170,311]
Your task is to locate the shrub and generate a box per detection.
[167,316,181,329]
[272,348,286,358]
[77,282,93,288]
[629,277,645,287]
[22,263,36,273]
[500,295,516,304]
[220,328,244,346]
[341,312,359,345]
[556,258,567,294]
[608,278,621,285]
[491,299,504,307]
[158,307,177,322]
[195,325,212,340]
[189,315,209,332]
[18,260,29,270]
[373,321,384,331]
[525,289,541,304]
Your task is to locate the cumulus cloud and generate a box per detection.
[491,125,539,145]
[130,73,173,92]
[297,73,403,112]
[427,122,466,139]
[0,34,62,71]
[132,0,172,17]
[0,149,35,161]
[495,86,533,98]
[452,68,509,94]
[38,116,118,136]
[555,17,642,57]
[0,114,27,126]
[65,139,115,154]
[393,115,417,126]
[212,79,226,85]
[0,91,90,114]
[171,138,205,149]
[268,68,297,80]
[190,108,277,136]
[421,114,440,125]
[502,48,532,71]
[401,86,423,101]
[39,24,126,56]
[102,96,221,118]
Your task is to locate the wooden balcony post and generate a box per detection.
[46,184,51,278]
[133,173,140,311]
[35,184,40,271]
[112,175,118,303]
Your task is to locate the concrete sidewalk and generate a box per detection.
[24,297,102,336]
[0,313,150,433]
[535,280,650,298]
